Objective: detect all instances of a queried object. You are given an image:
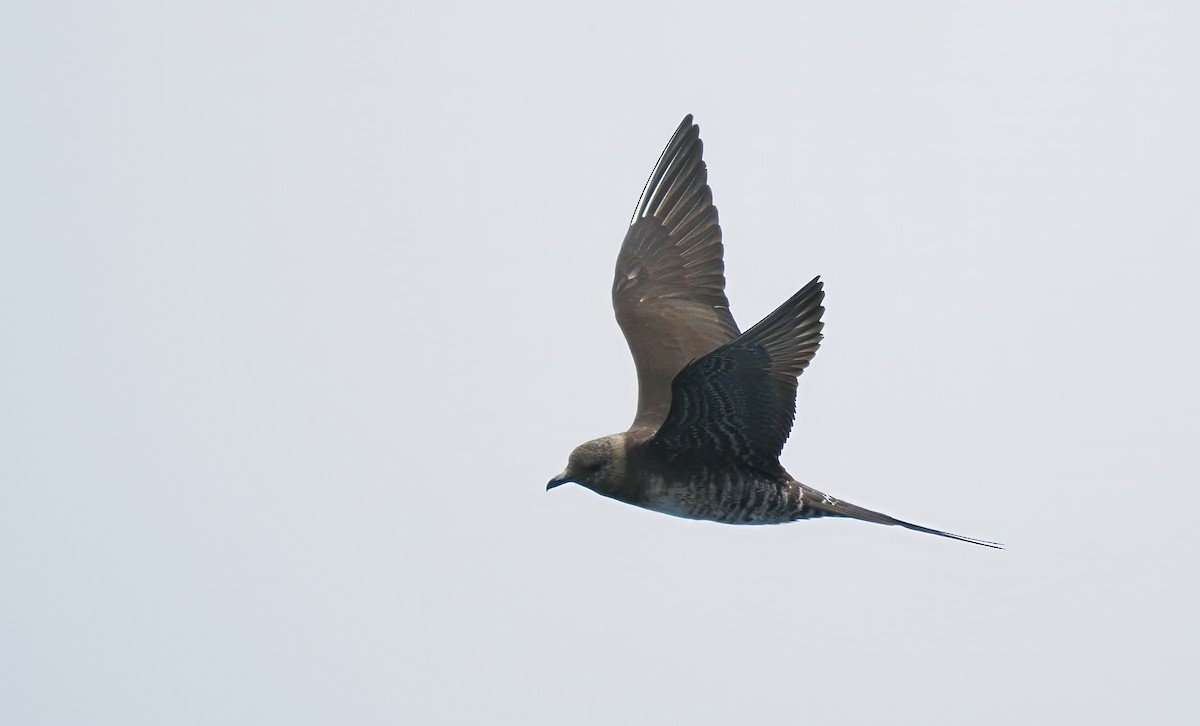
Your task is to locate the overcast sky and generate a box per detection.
[3,2,1198,724]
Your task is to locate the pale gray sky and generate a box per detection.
[3,2,1198,724]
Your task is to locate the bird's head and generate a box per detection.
[547,435,626,493]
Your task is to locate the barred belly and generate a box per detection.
[641,470,813,525]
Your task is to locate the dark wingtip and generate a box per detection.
[631,114,704,225]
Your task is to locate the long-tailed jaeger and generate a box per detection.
[547,115,1002,549]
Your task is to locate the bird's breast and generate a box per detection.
[636,469,801,525]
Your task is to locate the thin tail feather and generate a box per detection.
[802,489,1004,549]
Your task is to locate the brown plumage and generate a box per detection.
[547,115,1002,549]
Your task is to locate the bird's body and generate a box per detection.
[641,466,807,525]
[562,430,809,525]
[547,115,1001,549]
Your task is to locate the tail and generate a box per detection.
[800,488,1004,549]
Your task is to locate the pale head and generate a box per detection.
[546,435,626,493]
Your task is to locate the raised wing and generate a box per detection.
[648,277,825,470]
[613,115,739,432]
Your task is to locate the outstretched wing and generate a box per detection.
[648,277,825,470]
[614,115,740,432]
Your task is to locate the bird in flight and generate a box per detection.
[547,115,1001,549]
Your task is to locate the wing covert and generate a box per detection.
[649,277,825,468]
